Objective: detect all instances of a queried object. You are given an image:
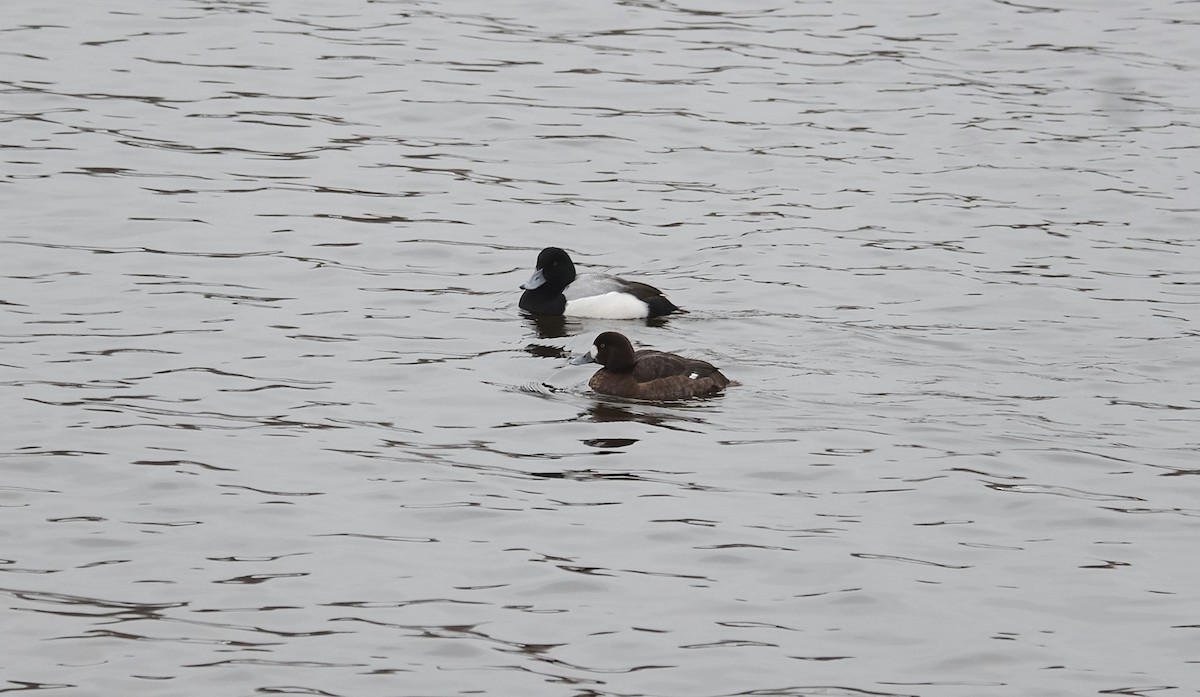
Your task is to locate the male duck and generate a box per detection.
[519,247,680,319]
[572,331,731,400]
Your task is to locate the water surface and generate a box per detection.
[3,1,1199,695]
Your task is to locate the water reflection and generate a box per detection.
[581,437,638,450]
[582,402,710,431]
[522,312,676,340]
[4,588,185,622]
[522,342,569,360]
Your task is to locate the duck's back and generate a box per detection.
[564,274,680,318]
[562,273,630,300]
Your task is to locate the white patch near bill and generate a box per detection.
[564,292,649,319]
[590,345,599,360]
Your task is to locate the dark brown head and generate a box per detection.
[572,331,637,371]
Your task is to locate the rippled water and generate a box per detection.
[3,1,1199,695]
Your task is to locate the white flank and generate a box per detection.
[689,372,699,379]
[565,292,649,319]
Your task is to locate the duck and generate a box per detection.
[519,247,681,319]
[571,331,731,400]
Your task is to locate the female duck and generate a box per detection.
[519,247,680,319]
[572,331,731,400]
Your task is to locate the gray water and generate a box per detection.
[3,1,1199,695]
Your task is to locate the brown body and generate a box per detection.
[578,332,730,400]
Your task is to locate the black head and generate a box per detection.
[526,247,576,288]
[519,248,578,314]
